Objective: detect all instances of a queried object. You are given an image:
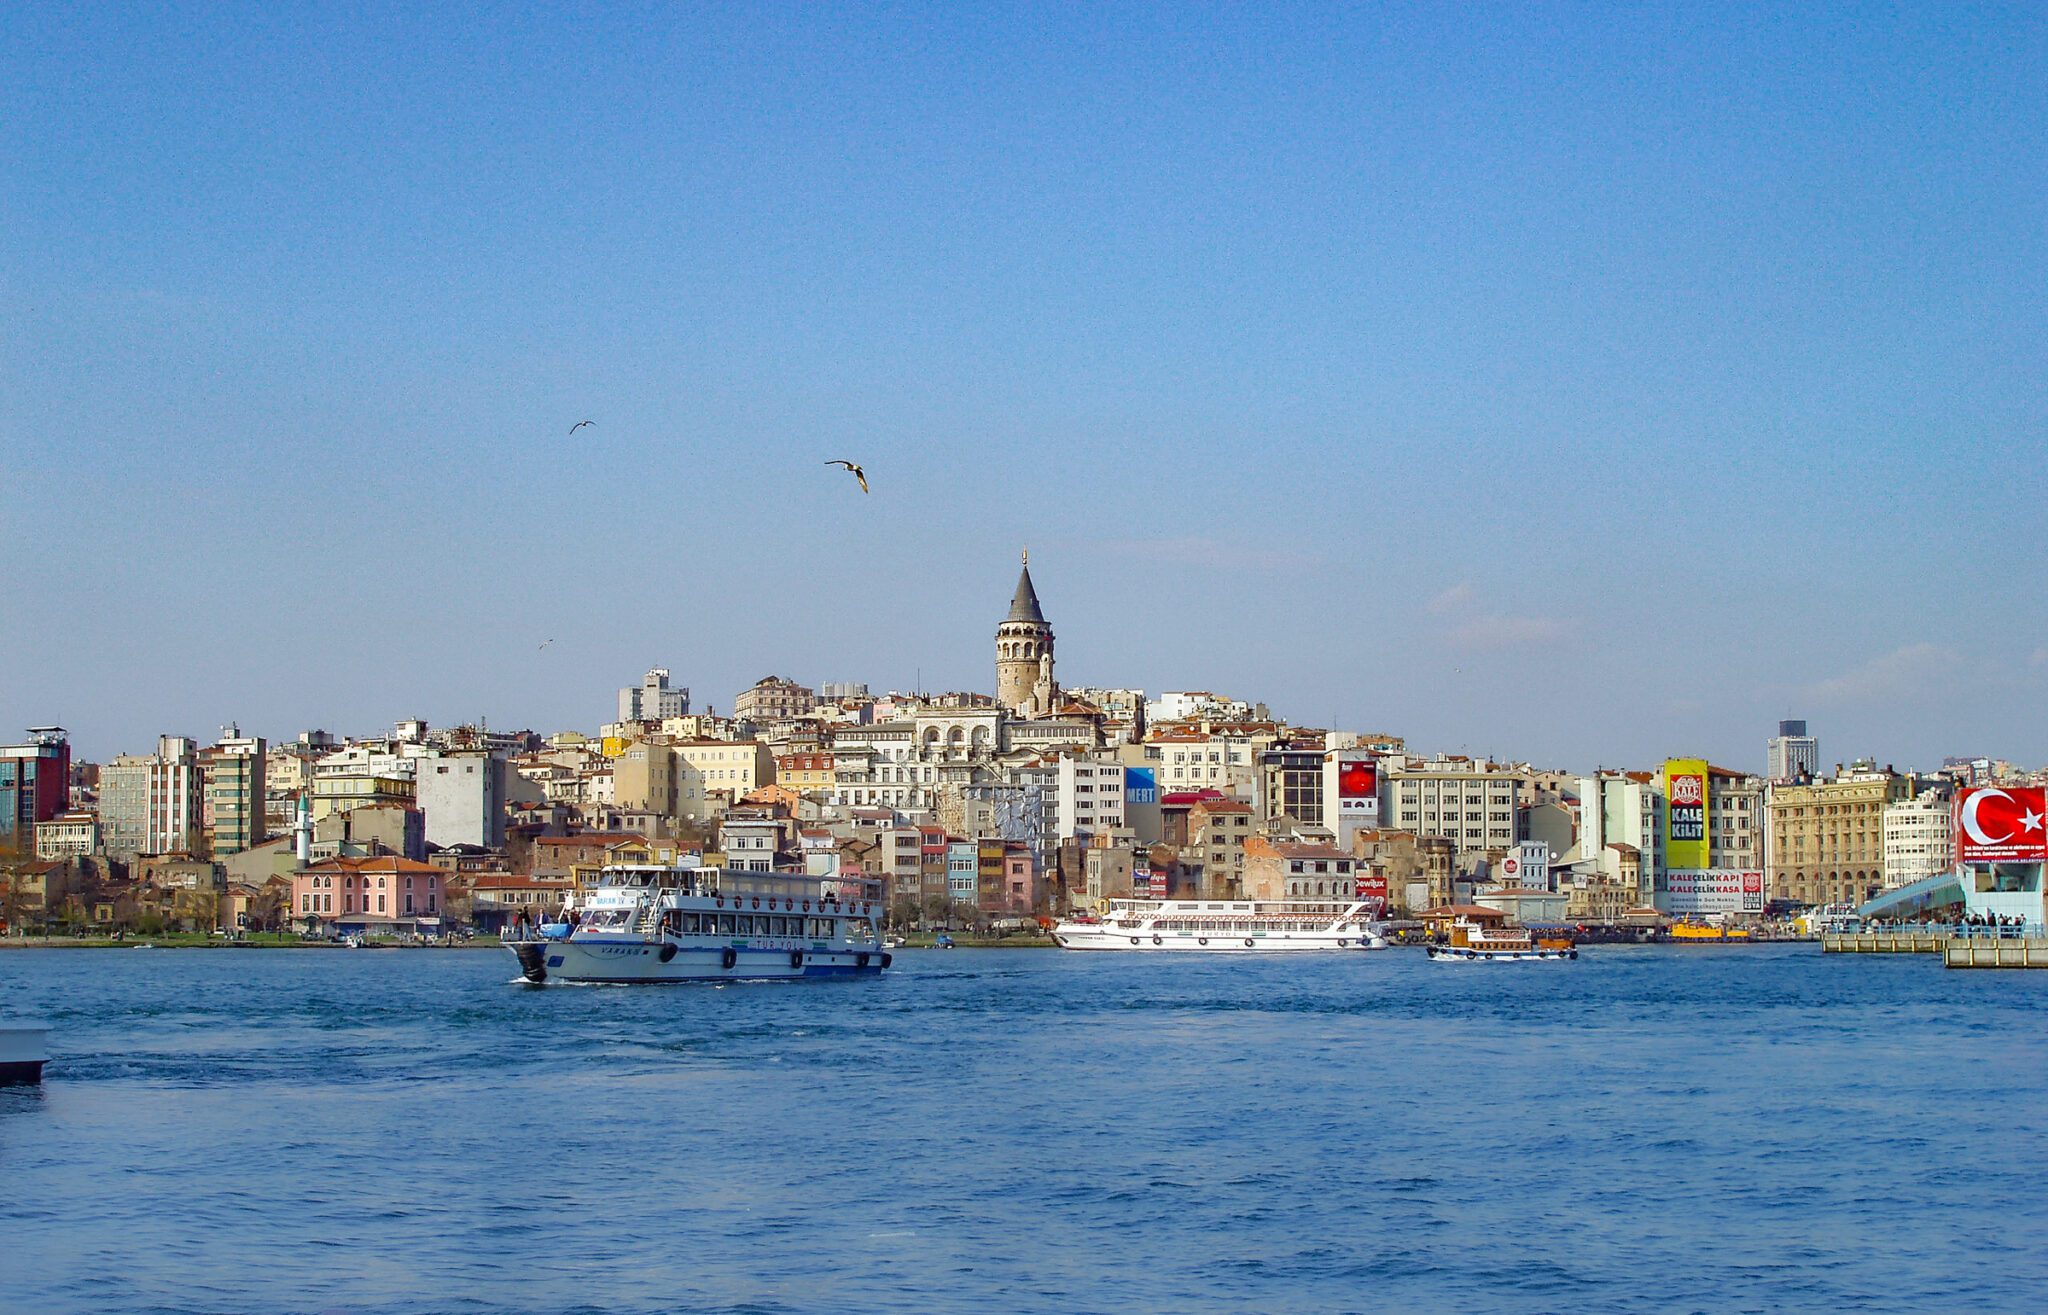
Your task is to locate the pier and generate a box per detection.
[1943,938,2048,969]
[1823,924,2048,968]
[1823,932,1947,955]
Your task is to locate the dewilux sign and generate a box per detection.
[1663,758,1710,872]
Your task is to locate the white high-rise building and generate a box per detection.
[1048,753,1127,843]
[1883,789,1953,890]
[1574,771,1666,905]
[98,735,203,856]
[619,668,690,722]
[1767,720,1818,782]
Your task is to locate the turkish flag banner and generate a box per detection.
[1953,787,2048,864]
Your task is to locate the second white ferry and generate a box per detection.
[1050,899,1388,952]
[506,864,889,984]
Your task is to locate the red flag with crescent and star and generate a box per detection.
[1952,786,2048,864]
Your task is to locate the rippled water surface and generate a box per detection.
[3,943,2045,1314]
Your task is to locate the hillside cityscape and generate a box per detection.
[1,559,2029,938]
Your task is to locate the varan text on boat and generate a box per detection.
[505,865,889,984]
[1050,899,1388,951]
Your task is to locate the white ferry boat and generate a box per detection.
[1426,917,1576,962]
[505,864,889,985]
[1050,899,1388,952]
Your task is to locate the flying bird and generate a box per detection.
[826,459,869,493]
[568,420,594,435]
[538,639,554,651]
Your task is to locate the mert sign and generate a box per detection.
[1953,787,2048,864]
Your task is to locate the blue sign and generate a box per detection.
[1125,768,1157,805]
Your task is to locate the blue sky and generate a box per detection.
[3,3,2043,771]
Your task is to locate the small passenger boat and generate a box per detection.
[504,864,889,985]
[1426,918,1576,962]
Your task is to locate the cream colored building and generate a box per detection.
[1383,755,1529,864]
[1766,766,1914,907]
[1135,729,1264,800]
[34,811,100,859]
[612,740,676,816]
[310,772,415,823]
[1707,767,1765,872]
[674,740,773,820]
[733,676,816,722]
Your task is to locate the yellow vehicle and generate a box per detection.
[1669,922,1750,941]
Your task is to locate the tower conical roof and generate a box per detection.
[1006,561,1046,624]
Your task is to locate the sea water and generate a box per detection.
[2,944,2044,1314]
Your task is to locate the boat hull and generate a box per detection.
[1426,945,1576,962]
[0,1024,50,1085]
[508,938,888,984]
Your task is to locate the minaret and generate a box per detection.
[996,550,1055,715]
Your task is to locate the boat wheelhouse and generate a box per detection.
[505,864,888,985]
[1050,898,1387,952]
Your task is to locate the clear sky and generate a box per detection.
[4,4,2043,772]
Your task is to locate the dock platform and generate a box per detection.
[1823,931,2048,968]
[1944,938,2048,970]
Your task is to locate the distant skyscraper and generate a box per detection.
[1767,720,1818,782]
[619,668,689,722]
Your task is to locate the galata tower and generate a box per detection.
[996,551,1056,716]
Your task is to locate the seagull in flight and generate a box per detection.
[826,459,869,494]
[568,420,594,435]
[538,639,554,651]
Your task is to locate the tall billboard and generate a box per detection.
[1124,768,1157,805]
[1953,786,2048,864]
[1667,869,1764,915]
[1333,752,1379,826]
[1664,758,1710,872]
[1353,871,1388,914]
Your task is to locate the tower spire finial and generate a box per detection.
[1022,546,1028,566]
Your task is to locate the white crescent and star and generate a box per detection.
[1960,789,2012,847]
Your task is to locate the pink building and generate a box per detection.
[292,855,444,933]
[1003,845,1037,915]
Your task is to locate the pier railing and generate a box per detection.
[1855,921,2042,939]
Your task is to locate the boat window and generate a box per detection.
[718,915,736,936]
[735,916,753,935]
[582,908,633,932]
